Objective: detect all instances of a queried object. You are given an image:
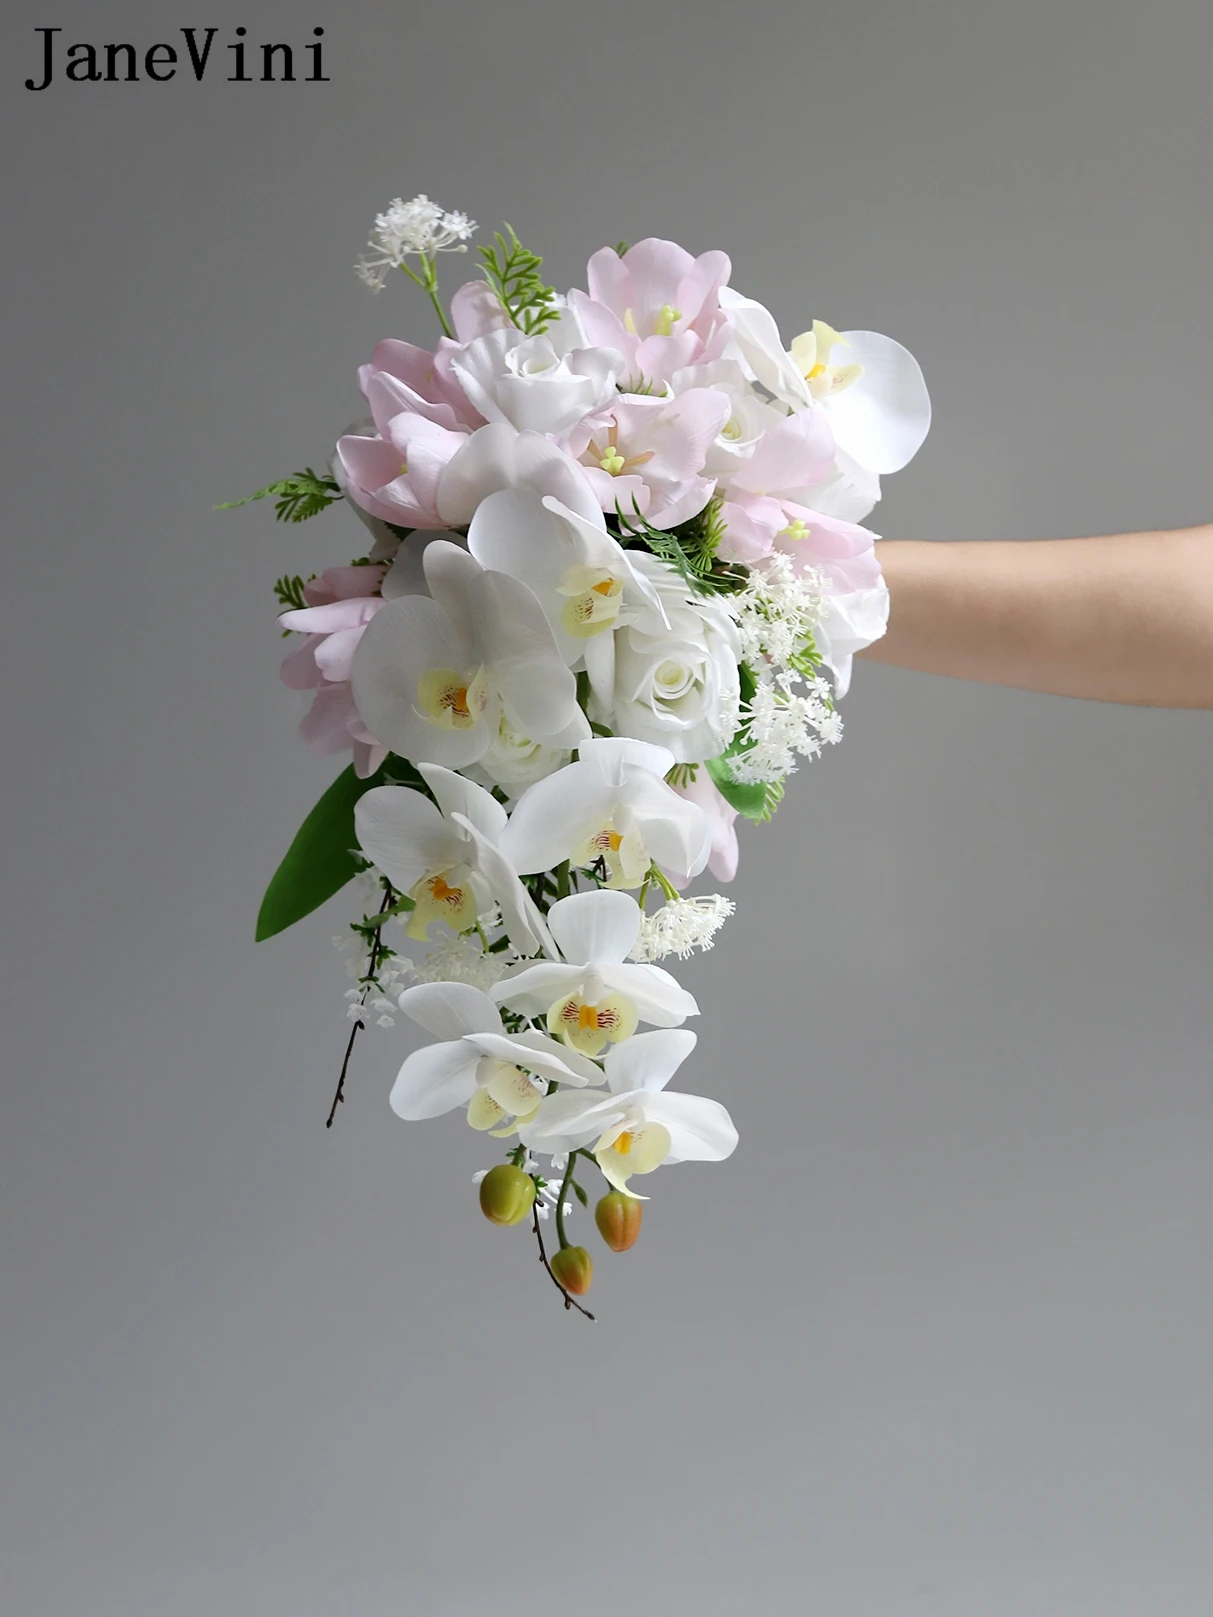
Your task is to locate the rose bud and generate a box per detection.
[550,1244,594,1295]
[595,1190,643,1252]
[478,1164,536,1227]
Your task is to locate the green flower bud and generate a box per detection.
[479,1164,536,1227]
[595,1190,643,1252]
[550,1244,594,1295]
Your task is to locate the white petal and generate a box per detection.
[491,962,586,1015]
[598,963,699,1025]
[354,786,457,894]
[390,1041,482,1120]
[350,594,488,769]
[421,539,481,645]
[718,288,813,409]
[449,812,554,957]
[815,579,891,696]
[498,764,617,875]
[576,736,675,781]
[603,1028,697,1095]
[417,763,508,843]
[639,1089,739,1162]
[546,890,642,965]
[521,1088,626,1141]
[398,982,502,1041]
[465,1030,600,1087]
[827,331,931,474]
[470,570,580,738]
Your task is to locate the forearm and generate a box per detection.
[861,526,1213,708]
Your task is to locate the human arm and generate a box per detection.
[859,524,1213,709]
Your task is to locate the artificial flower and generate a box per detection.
[520,1028,738,1195]
[493,890,699,1056]
[499,737,711,889]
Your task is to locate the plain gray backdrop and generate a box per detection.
[3,1,1212,1612]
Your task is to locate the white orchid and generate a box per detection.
[350,538,586,770]
[492,890,698,1057]
[519,1028,738,1196]
[499,738,711,889]
[355,764,550,954]
[391,982,603,1134]
[465,486,666,670]
[719,287,931,477]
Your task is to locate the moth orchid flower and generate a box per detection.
[350,538,585,770]
[492,890,698,1058]
[465,486,666,669]
[355,764,551,954]
[391,982,602,1135]
[499,738,711,890]
[520,1028,738,1196]
[719,287,931,476]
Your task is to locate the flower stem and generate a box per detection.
[531,1202,595,1321]
[400,258,454,340]
[555,860,571,901]
[555,1151,578,1249]
[649,863,679,902]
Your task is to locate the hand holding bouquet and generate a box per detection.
[227,193,930,1315]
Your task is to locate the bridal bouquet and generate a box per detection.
[229,193,929,1315]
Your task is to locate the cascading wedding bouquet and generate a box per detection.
[227,193,929,1316]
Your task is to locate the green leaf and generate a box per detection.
[255,755,427,941]
[255,765,379,941]
[216,467,342,524]
[572,1181,589,1208]
[705,755,772,822]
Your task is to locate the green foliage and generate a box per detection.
[665,762,699,788]
[216,468,343,524]
[273,574,310,612]
[614,497,749,597]
[255,755,428,941]
[479,225,559,336]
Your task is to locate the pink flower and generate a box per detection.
[669,769,740,886]
[567,387,732,529]
[279,565,390,777]
[358,338,481,433]
[335,413,469,529]
[569,239,733,386]
[714,412,882,592]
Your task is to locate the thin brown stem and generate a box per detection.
[531,1204,595,1321]
[325,886,395,1128]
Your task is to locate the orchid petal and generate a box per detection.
[397,982,503,1041]
[546,890,642,965]
[354,786,458,894]
[603,1029,697,1095]
[390,1040,482,1120]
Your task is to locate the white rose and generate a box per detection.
[605,552,741,763]
[450,315,622,438]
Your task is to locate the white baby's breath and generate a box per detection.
[356,194,477,290]
[400,932,512,991]
[630,895,736,961]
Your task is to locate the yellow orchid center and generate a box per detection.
[789,320,864,400]
[415,665,490,730]
[571,816,649,889]
[595,1120,673,1194]
[406,863,478,940]
[547,986,638,1057]
[556,563,625,639]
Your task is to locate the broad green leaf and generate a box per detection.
[255,756,423,941]
[705,755,772,822]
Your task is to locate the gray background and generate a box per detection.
[3,1,1212,1612]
